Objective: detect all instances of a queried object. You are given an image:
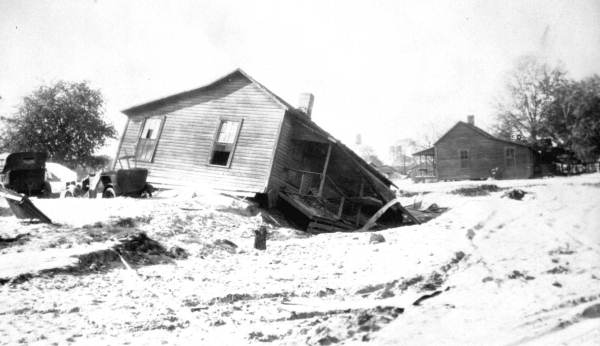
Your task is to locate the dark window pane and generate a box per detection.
[505,148,516,167]
[210,151,230,166]
[209,119,241,166]
[460,150,469,168]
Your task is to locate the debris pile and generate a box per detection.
[0,231,185,285]
[79,232,186,272]
[451,184,501,196]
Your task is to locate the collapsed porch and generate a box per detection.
[273,117,418,233]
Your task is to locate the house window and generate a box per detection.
[459,149,469,168]
[136,117,164,162]
[209,119,242,166]
[505,147,516,168]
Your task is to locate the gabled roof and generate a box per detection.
[121,68,396,188]
[122,68,294,115]
[413,147,434,156]
[435,121,533,149]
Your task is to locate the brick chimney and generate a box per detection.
[467,115,475,125]
[297,93,315,118]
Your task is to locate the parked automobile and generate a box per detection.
[0,152,79,198]
[0,152,53,197]
[98,168,153,198]
[45,162,78,197]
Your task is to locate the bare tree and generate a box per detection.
[494,55,566,143]
[413,121,443,150]
[546,75,600,161]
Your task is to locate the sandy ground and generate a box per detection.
[0,174,599,345]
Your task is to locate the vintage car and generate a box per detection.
[98,167,153,198]
[0,152,78,198]
[46,162,78,196]
[0,152,53,197]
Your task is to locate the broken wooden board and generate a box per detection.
[279,191,358,234]
[0,186,52,223]
[278,192,315,219]
[307,217,355,234]
[348,196,383,207]
[278,192,339,220]
[404,206,448,224]
[359,197,420,232]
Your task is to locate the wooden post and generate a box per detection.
[299,173,308,194]
[355,179,364,226]
[318,143,333,197]
[434,148,437,178]
[337,196,345,219]
[267,188,278,208]
[254,226,267,250]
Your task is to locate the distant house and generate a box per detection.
[412,116,537,181]
[115,69,412,232]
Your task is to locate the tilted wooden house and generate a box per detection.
[413,116,537,181]
[115,69,412,232]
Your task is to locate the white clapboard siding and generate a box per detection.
[117,72,286,193]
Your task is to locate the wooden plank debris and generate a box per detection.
[348,196,383,207]
[307,219,354,234]
[359,197,420,232]
[0,186,52,224]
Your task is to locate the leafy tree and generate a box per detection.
[82,154,113,171]
[546,75,600,161]
[495,55,600,162]
[1,81,116,167]
[494,55,566,143]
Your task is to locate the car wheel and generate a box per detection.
[140,184,153,198]
[102,187,116,198]
[64,190,74,198]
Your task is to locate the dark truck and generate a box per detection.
[94,155,153,198]
[98,167,153,198]
[0,152,53,197]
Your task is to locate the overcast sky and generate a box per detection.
[1,0,599,161]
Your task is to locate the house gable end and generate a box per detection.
[116,70,288,194]
[122,69,290,117]
[435,122,489,146]
[435,121,532,150]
